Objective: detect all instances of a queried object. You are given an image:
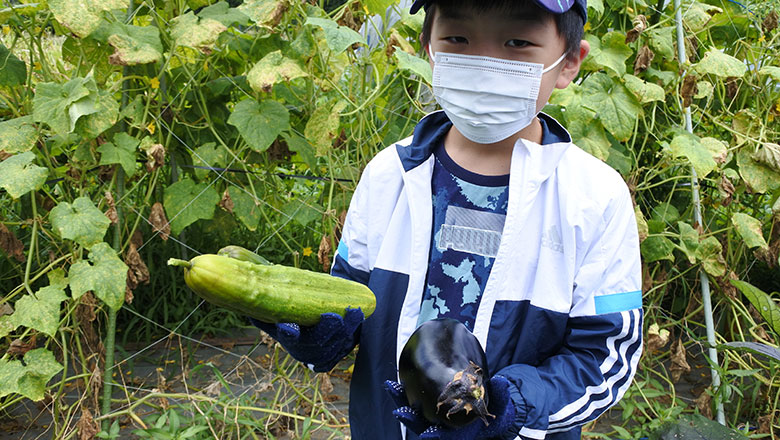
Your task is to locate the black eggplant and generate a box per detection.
[398,318,493,429]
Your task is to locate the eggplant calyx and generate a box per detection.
[436,361,495,426]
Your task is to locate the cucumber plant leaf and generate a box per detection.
[68,243,128,311]
[48,0,128,38]
[581,72,641,142]
[305,100,348,156]
[163,178,220,235]
[759,66,780,81]
[32,77,99,136]
[171,12,227,50]
[238,0,287,28]
[198,1,250,27]
[641,235,676,262]
[228,186,262,232]
[730,280,780,335]
[0,43,26,86]
[306,17,365,54]
[247,50,308,93]
[76,89,120,139]
[717,342,780,364]
[695,236,726,277]
[364,0,395,16]
[100,22,163,66]
[394,49,432,84]
[731,213,769,250]
[0,152,48,199]
[227,99,290,153]
[583,32,632,76]
[97,132,138,177]
[1,286,68,338]
[50,196,111,247]
[668,131,718,177]
[692,49,747,78]
[191,142,225,181]
[0,348,63,402]
[0,117,38,154]
[736,149,780,194]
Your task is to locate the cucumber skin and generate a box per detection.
[181,254,375,326]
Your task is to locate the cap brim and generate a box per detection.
[409,0,427,14]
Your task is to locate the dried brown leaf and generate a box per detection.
[695,389,712,419]
[0,223,26,263]
[625,15,648,43]
[130,228,144,249]
[149,202,170,241]
[670,338,691,383]
[318,234,332,273]
[763,10,778,32]
[145,143,165,172]
[757,412,774,435]
[219,189,234,214]
[718,174,736,207]
[76,408,99,440]
[0,303,13,316]
[125,243,150,290]
[633,45,655,75]
[725,77,740,100]
[0,150,10,161]
[104,191,118,224]
[646,323,670,352]
[7,336,36,356]
[681,75,698,108]
[319,372,334,395]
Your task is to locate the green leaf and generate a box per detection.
[692,49,747,78]
[106,23,163,66]
[238,0,286,28]
[678,221,699,264]
[306,17,365,54]
[641,235,676,262]
[75,89,120,138]
[228,186,262,231]
[33,77,99,136]
[0,152,48,199]
[98,132,138,177]
[700,137,727,163]
[281,198,322,227]
[282,133,317,170]
[191,142,224,181]
[49,0,129,38]
[50,196,111,247]
[752,143,780,173]
[11,286,67,337]
[0,43,26,86]
[364,0,395,15]
[69,243,128,311]
[696,236,726,277]
[0,348,63,401]
[646,27,675,60]
[683,2,721,32]
[759,66,780,82]
[652,202,681,225]
[227,99,290,153]
[623,74,665,103]
[730,280,780,335]
[163,178,220,235]
[198,1,250,27]
[305,100,348,156]
[584,32,632,76]
[736,149,780,194]
[581,73,641,142]
[668,132,718,177]
[718,342,780,364]
[171,12,227,50]
[731,213,768,250]
[0,117,38,154]
[394,49,432,84]
[247,51,309,94]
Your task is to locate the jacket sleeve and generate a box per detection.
[497,183,643,440]
[331,165,372,286]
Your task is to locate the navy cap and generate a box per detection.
[410,0,588,23]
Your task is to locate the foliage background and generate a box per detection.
[0,0,779,438]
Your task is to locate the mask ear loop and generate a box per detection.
[542,53,568,74]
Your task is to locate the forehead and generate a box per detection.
[433,0,550,22]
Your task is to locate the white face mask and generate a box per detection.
[430,48,566,144]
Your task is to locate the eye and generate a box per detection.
[506,39,530,48]
[443,36,468,44]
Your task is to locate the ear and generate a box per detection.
[555,39,590,89]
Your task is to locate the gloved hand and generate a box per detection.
[250,307,364,372]
[384,375,516,440]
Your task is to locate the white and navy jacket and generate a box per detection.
[331,111,643,440]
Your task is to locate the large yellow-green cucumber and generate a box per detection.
[168,253,375,326]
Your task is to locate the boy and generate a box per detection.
[254,0,643,438]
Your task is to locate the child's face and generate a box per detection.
[425,4,588,116]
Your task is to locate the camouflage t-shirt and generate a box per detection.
[417,143,509,331]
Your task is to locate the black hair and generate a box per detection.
[420,0,584,60]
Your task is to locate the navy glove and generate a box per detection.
[250,307,363,372]
[384,375,516,440]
